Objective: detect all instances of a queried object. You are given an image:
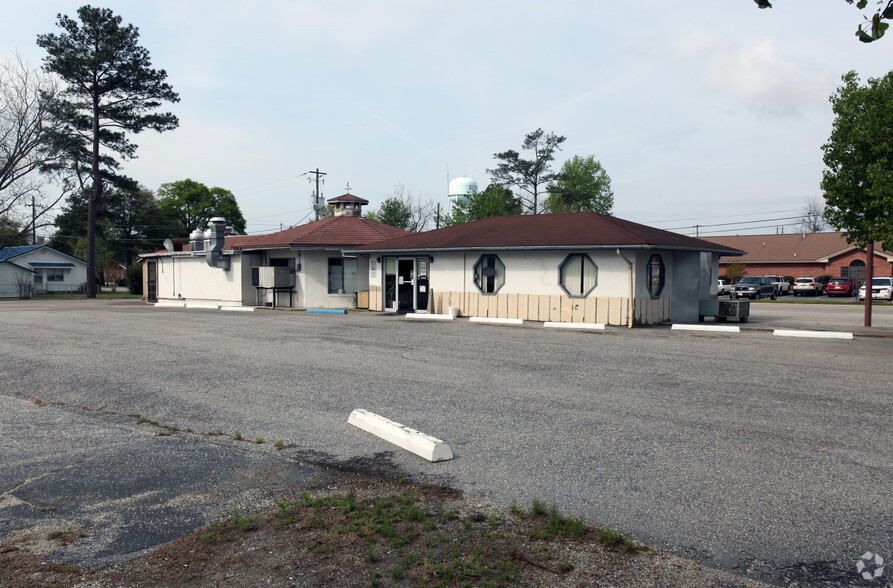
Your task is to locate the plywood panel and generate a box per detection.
[584,296,597,324]
[596,297,609,324]
[561,297,574,322]
[481,293,491,317]
[547,295,558,322]
[608,297,621,325]
[571,298,584,323]
[527,294,538,321]
[370,285,382,311]
[506,293,518,319]
[538,295,550,323]
[518,294,529,320]
[498,293,509,318]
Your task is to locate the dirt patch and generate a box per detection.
[0,473,768,587]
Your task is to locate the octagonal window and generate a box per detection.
[559,254,597,297]
[473,254,505,294]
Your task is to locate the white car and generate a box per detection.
[858,277,893,301]
[717,279,731,295]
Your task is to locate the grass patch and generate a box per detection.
[192,489,645,586]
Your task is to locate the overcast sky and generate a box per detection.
[3,1,890,237]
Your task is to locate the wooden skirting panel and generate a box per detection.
[370,285,382,311]
[426,291,670,326]
[633,296,672,325]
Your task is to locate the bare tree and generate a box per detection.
[14,271,36,299]
[366,184,435,233]
[0,54,72,248]
[798,196,827,233]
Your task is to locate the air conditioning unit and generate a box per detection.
[256,266,294,288]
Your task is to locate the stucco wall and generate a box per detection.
[154,253,245,305]
[367,249,688,325]
[426,250,635,298]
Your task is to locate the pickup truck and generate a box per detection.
[764,275,790,296]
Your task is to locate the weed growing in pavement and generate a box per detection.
[191,490,645,585]
[254,437,263,444]
[233,431,242,440]
[273,440,284,450]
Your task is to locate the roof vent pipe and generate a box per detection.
[205,217,230,270]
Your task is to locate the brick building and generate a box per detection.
[702,232,893,285]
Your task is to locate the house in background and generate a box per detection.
[352,212,743,326]
[0,245,87,298]
[703,232,893,285]
[139,194,410,309]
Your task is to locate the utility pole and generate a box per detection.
[865,242,874,327]
[435,203,441,229]
[300,168,327,221]
[31,196,37,244]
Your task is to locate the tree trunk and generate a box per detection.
[86,96,102,298]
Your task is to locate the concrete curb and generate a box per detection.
[348,409,453,462]
[544,322,606,331]
[671,324,741,333]
[154,301,186,308]
[221,306,255,312]
[185,302,222,310]
[405,313,455,321]
[773,329,854,340]
[469,317,524,326]
[306,309,347,314]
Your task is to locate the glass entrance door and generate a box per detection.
[146,260,157,302]
[397,258,415,312]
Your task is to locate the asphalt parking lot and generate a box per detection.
[0,299,891,586]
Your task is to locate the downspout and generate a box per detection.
[616,249,634,328]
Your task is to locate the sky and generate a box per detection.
[3,1,891,238]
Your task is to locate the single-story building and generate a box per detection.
[0,245,87,298]
[703,232,893,284]
[351,212,744,326]
[139,194,410,309]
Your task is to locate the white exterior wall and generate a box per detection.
[0,248,86,297]
[154,253,246,305]
[0,263,32,297]
[426,250,634,298]
[151,249,370,309]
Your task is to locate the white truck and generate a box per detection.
[764,275,790,296]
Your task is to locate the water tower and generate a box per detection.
[448,177,478,213]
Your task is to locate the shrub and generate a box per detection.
[784,275,795,285]
[126,263,143,295]
[816,274,832,284]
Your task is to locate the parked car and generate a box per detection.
[764,275,790,296]
[858,276,893,301]
[731,276,777,300]
[793,277,824,296]
[826,277,856,297]
[717,279,732,295]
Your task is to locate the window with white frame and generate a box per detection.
[559,254,597,297]
[473,254,505,294]
[328,257,357,294]
[46,270,64,282]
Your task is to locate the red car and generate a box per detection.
[826,277,856,297]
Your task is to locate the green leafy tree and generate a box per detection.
[366,197,411,230]
[755,0,893,42]
[37,5,179,297]
[725,262,747,284]
[444,185,522,226]
[157,179,246,238]
[0,216,31,247]
[822,70,893,251]
[487,128,566,214]
[365,184,434,232]
[544,155,614,214]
